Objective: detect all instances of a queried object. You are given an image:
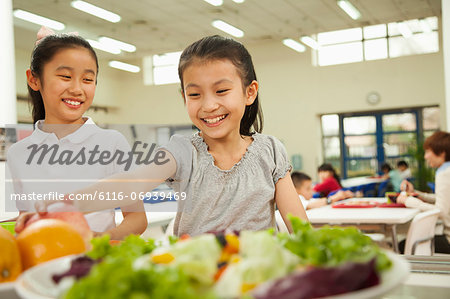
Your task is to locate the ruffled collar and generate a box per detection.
[191,132,259,173]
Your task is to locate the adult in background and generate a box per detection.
[397,131,450,254]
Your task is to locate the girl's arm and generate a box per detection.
[101,201,148,240]
[275,172,309,233]
[37,150,177,214]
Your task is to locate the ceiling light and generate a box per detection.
[282,39,306,53]
[203,0,223,6]
[300,36,319,49]
[211,20,244,38]
[71,1,121,23]
[13,9,65,30]
[87,39,120,54]
[99,37,136,52]
[397,22,412,38]
[337,0,361,20]
[232,0,245,3]
[419,19,432,33]
[109,61,140,73]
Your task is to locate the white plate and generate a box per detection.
[15,255,76,299]
[0,281,15,292]
[15,251,409,299]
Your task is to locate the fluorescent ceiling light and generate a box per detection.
[419,19,432,33]
[300,36,319,49]
[337,0,361,20]
[109,61,140,73]
[232,0,245,3]
[282,39,306,53]
[203,0,223,6]
[87,39,120,54]
[71,1,121,23]
[397,22,412,38]
[13,9,65,30]
[212,20,244,38]
[99,37,136,52]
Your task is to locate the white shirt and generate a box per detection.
[399,168,412,180]
[6,118,131,232]
[299,194,309,210]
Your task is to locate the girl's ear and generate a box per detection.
[245,80,258,106]
[26,69,41,91]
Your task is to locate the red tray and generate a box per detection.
[377,203,406,208]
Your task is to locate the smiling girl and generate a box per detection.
[33,35,308,236]
[10,28,147,239]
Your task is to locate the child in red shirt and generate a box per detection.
[313,163,342,197]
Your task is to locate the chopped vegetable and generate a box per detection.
[252,258,380,299]
[277,215,392,272]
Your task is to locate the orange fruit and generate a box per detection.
[26,210,93,249]
[16,219,86,270]
[0,227,22,282]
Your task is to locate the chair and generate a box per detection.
[377,180,389,197]
[427,182,435,193]
[361,183,377,197]
[404,209,440,255]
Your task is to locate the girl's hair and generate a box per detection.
[29,34,99,124]
[178,35,263,136]
[318,163,341,187]
[381,162,392,173]
[424,131,450,161]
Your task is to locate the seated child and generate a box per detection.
[313,163,342,197]
[291,172,352,209]
[381,163,402,192]
[397,160,412,180]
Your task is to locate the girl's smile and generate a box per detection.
[27,47,97,125]
[201,114,228,126]
[182,59,257,142]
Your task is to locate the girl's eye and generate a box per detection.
[83,78,94,82]
[188,93,200,97]
[59,75,71,79]
[217,89,229,94]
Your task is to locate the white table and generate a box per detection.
[306,198,420,253]
[341,176,387,189]
[115,201,176,228]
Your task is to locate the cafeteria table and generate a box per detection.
[306,198,420,253]
[340,176,387,189]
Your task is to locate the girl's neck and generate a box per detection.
[201,132,253,170]
[41,117,87,139]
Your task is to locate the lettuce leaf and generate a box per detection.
[277,215,392,271]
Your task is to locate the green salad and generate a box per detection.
[58,216,392,299]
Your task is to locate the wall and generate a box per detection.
[14,40,445,179]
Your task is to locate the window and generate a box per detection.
[314,17,439,66]
[321,106,440,178]
[143,51,182,86]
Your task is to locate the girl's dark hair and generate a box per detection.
[318,163,341,187]
[424,131,450,161]
[178,35,263,136]
[381,162,392,173]
[29,34,99,123]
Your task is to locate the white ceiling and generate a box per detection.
[12,0,441,61]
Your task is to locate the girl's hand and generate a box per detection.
[34,194,73,215]
[15,212,35,233]
[400,180,414,193]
